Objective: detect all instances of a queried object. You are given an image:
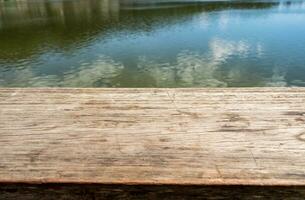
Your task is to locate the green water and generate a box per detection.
[1,0,305,87]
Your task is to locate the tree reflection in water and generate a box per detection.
[0,0,305,87]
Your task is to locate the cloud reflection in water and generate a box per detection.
[0,37,292,87]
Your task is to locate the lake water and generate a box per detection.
[1,0,305,87]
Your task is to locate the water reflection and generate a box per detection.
[0,38,292,87]
[138,38,253,87]
[0,0,305,87]
[0,0,277,61]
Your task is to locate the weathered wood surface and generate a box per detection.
[0,88,305,186]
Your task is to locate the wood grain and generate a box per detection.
[1,184,305,200]
[0,88,305,186]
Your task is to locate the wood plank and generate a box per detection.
[0,88,305,186]
[1,184,305,200]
